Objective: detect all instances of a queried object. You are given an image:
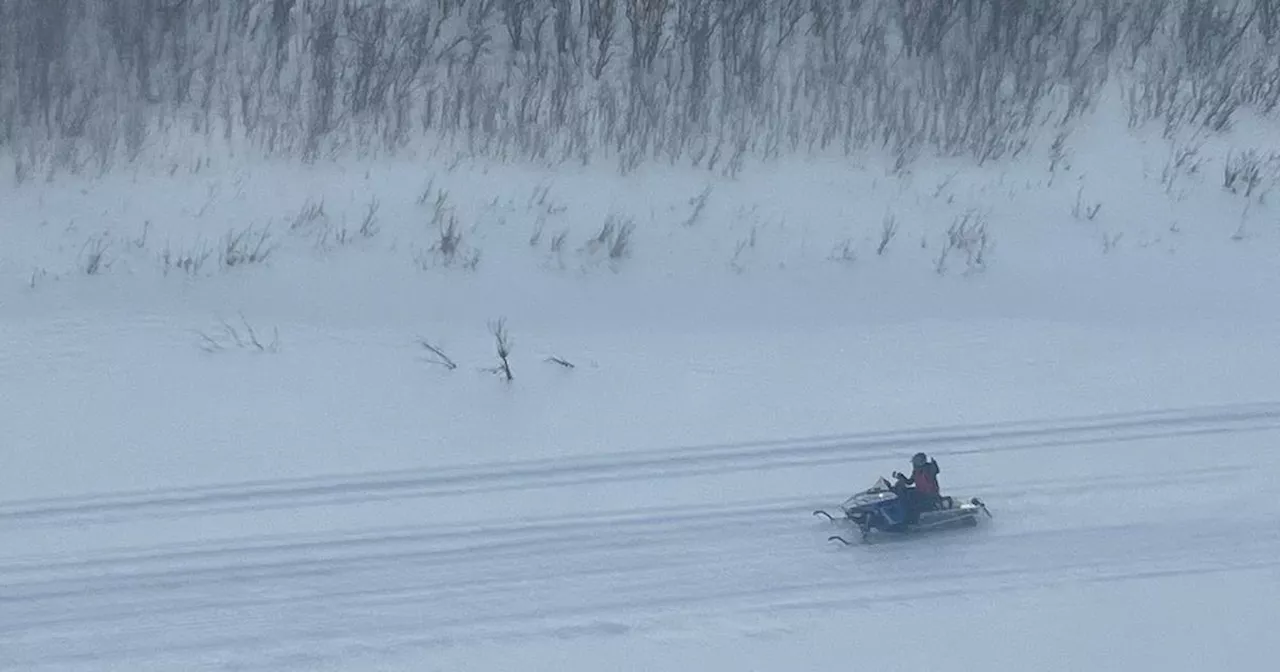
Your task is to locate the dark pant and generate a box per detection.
[903,490,941,523]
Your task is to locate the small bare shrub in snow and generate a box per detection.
[935,211,991,275]
[933,241,949,275]
[932,174,958,200]
[828,239,858,264]
[429,188,451,224]
[1073,187,1102,221]
[542,228,570,269]
[529,183,552,209]
[220,226,275,269]
[462,249,482,271]
[1223,150,1264,197]
[418,186,480,269]
[417,338,457,370]
[132,222,150,249]
[682,186,712,227]
[417,211,480,271]
[729,227,758,274]
[1049,133,1071,175]
[546,356,575,369]
[582,214,634,266]
[608,223,633,261]
[359,197,381,238]
[290,198,327,232]
[433,214,462,261]
[528,183,565,215]
[415,178,438,206]
[80,235,112,275]
[1162,142,1205,196]
[315,223,353,251]
[161,242,213,277]
[1232,219,1248,241]
[550,230,568,254]
[198,315,280,353]
[530,215,546,247]
[877,214,899,255]
[487,318,514,382]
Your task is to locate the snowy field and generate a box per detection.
[5,0,1280,668]
[4,102,1280,671]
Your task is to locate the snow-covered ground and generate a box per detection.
[3,99,1280,670]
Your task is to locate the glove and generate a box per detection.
[893,471,905,480]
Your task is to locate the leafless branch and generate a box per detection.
[418,338,458,370]
[197,314,280,353]
[546,356,575,369]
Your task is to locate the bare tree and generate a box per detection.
[305,0,339,161]
[587,0,617,79]
[1260,0,1280,43]
[626,0,668,74]
[2,0,1279,178]
[502,0,527,53]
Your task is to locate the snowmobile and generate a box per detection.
[813,476,991,545]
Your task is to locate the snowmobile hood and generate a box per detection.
[842,489,898,511]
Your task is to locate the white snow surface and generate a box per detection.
[3,115,1280,671]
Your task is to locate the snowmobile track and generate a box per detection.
[4,402,1280,671]
[2,401,1277,527]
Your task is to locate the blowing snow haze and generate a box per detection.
[2,2,1279,671]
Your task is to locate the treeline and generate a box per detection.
[0,0,1277,178]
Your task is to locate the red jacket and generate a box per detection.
[909,462,940,495]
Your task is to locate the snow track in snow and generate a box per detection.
[3,403,1279,671]
[3,401,1277,526]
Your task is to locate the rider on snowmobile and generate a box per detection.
[893,452,942,522]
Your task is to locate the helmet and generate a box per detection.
[911,452,928,467]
